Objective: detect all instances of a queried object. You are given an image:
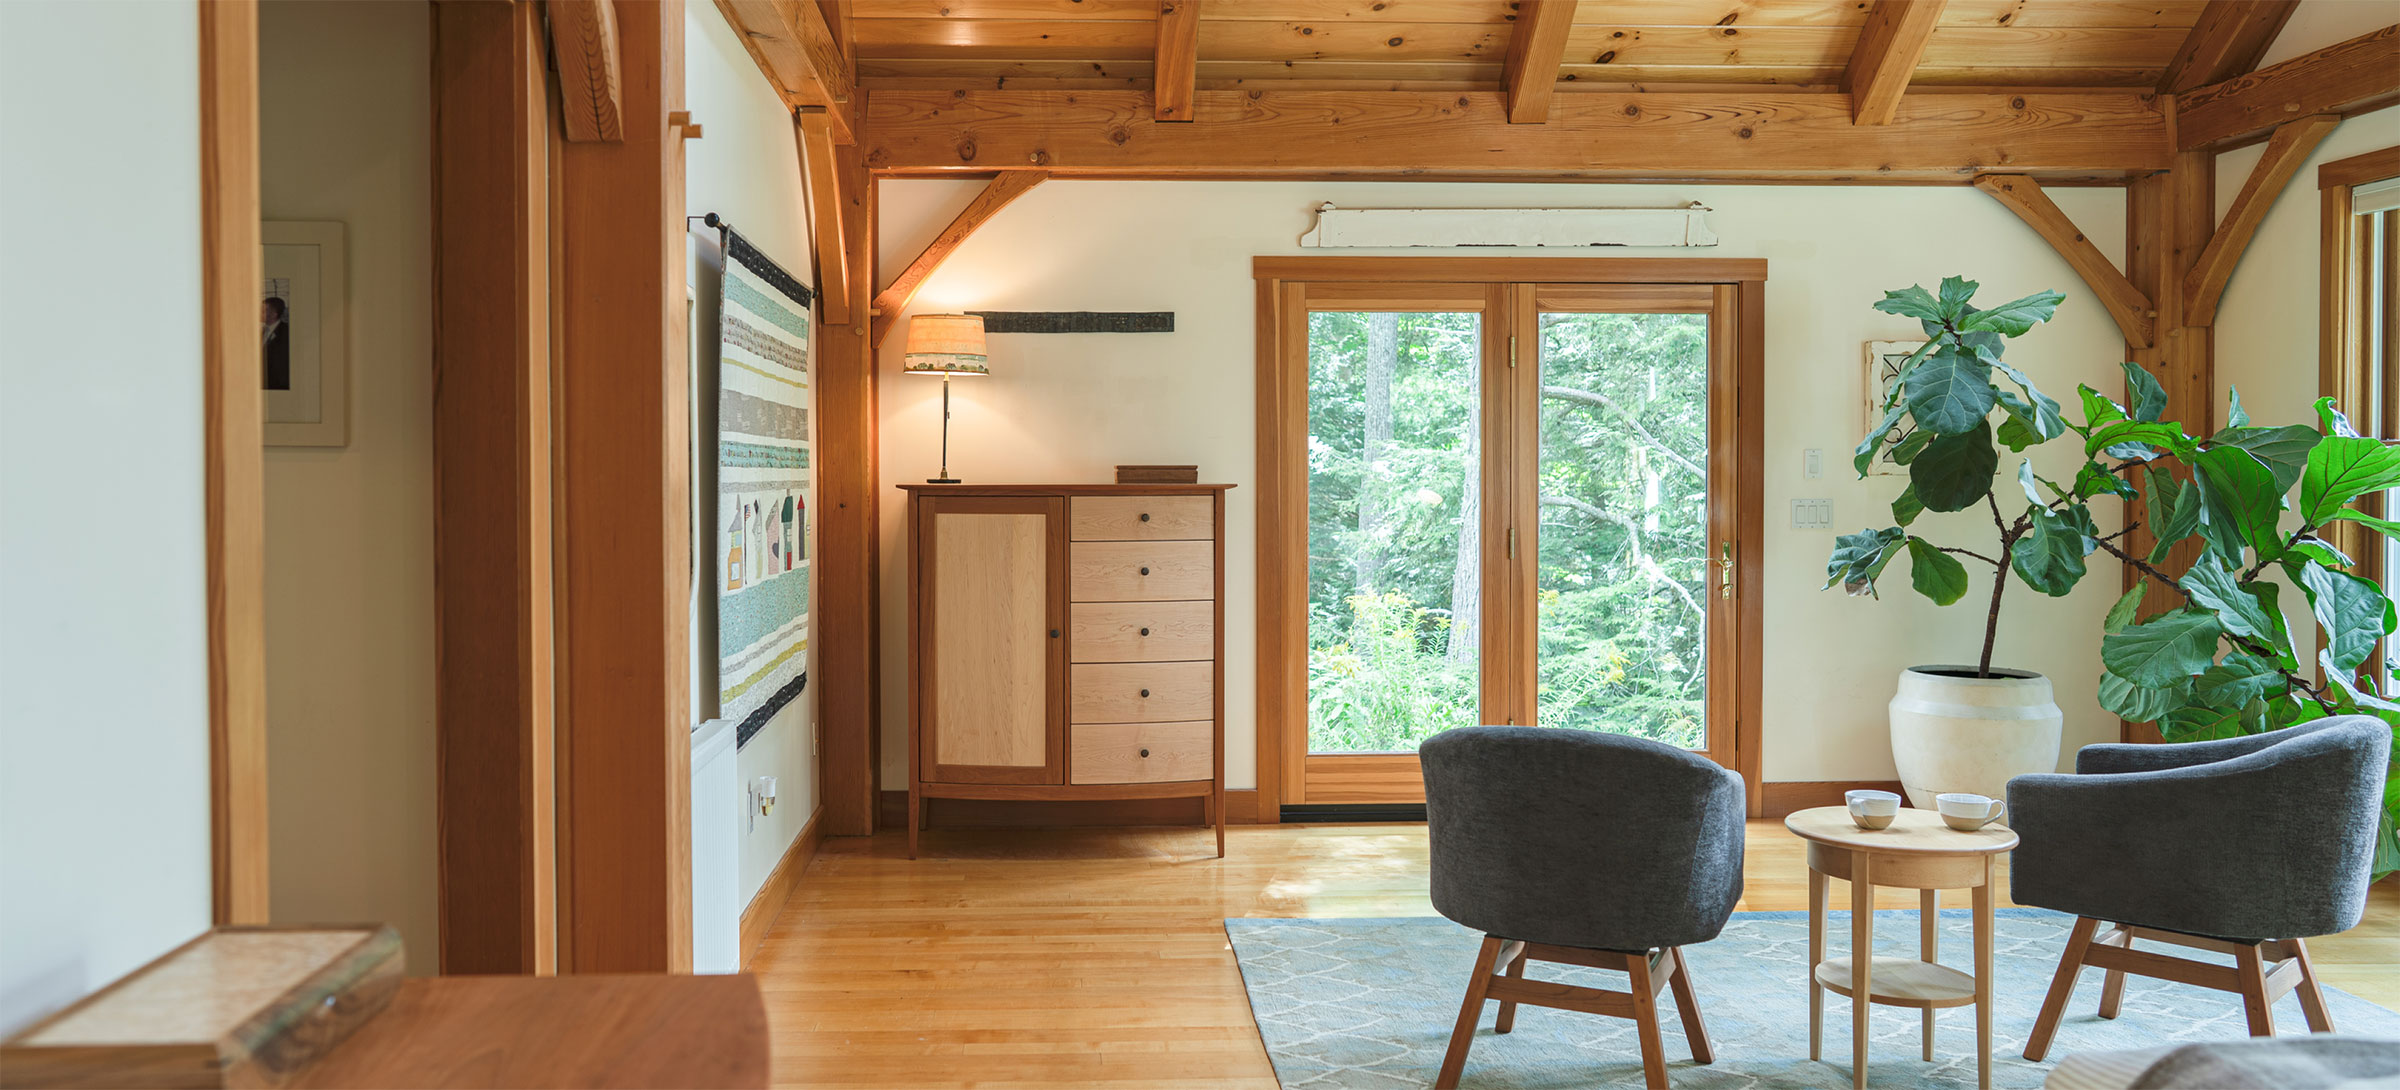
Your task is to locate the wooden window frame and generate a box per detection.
[1252,257,1767,820]
[2322,147,2400,584]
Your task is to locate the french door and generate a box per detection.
[1254,260,1764,814]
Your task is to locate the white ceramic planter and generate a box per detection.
[1888,665,2064,810]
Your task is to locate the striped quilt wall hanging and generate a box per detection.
[715,226,814,748]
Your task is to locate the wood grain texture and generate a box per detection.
[870,171,1047,347]
[931,511,1053,770]
[1785,805,2019,856]
[1152,0,1202,121]
[2118,145,2215,685]
[2182,113,2340,326]
[547,0,625,142]
[1843,0,1946,125]
[1070,661,1215,723]
[1070,600,1214,662]
[738,805,823,969]
[2176,25,2400,150]
[1499,0,1576,123]
[2321,145,2400,190]
[200,0,269,928]
[1069,495,1215,540]
[860,88,2173,180]
[1070,540,1215,601]
[817,135,880,836]
[716,0,857,140]
[797,108,850,324]
[431,0,558,975]
[2156,0,2297,94]
[289,975,767,1089]
[1973,172,2156,347]
[1070,721,1214,783]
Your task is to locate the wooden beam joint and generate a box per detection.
[1843,0,1945,126]
[546,0,624,143]
[1500,0,1577,125]
[2175,24,2399,150]
[870,172,1048,348]
[798,107,852,325]
[2182,114,2342,326]
[1152,0,1201,123]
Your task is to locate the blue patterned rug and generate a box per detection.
[1224,911,2400,1089]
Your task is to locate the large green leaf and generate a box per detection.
[1892,485,1924,528]
[1957,289,2066,336]
[2103,584,2148,634]
[2122,361,2170,423]
[2288,535,2355,568]
[2212,425,2320,493]
[1890,429,1934,466]
[2077,386,2128,438]
[2301,434,2400,525]
[1994,389,2065,451]
[2099,671,2190,722]
[2085,420,2193,460]
[2192,652,2284,709]
[2010,504,2094,597]
[2179,558,2286,649]
[2192,445,2287,563]
[1906,537,1971,606]
[1989,359,2066,438]
[2101,608,2224,688]
[2227,387,2252,429]
[1909,421,2000,512]
[2299,561,2396,676]
[1854,402,1907,476]
[2328,508,2400,539]
[1873,285,1946,323]
[2016,460,2055,506]
[1936,275,1979,318]
[2319,395,2362,438]
[1826,526,1907,595]
[1904,349,1998,436]
[2144,473,2203,565]
[2075,461,2138,501]
[2159,699,2267,743]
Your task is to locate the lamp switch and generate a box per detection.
[1791,498,1833,530]
[1802,448,1824,479]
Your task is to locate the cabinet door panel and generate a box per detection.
[923,497,1064,784]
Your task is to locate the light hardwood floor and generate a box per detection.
[751,821,2400,1089]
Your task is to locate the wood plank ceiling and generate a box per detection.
[850,0,2211,94]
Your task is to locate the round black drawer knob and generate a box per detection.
[1140,689,1151,698]
[1139,513,1151,522]
[1139,627,1151,636]
[1139,749,1151,758]
[1140,566,1151,575]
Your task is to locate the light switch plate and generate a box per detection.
[1803,448,1824,479]
[1791,498,1833,530]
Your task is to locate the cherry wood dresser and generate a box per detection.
[899,484,1233,858]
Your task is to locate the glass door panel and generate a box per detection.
[1305,308,1484,754]
[1532,303,1713,750]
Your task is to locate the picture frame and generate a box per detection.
[1861,340,1926,476]
[261,221,348,446]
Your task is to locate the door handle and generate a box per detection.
[1716,543,1735,599]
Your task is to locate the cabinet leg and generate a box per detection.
[1920,888,1937,1061]
[1974,860,1993,1090]
[1808,868,1825,1062]
[1850,853,1872,1090]
[907,790,921,860]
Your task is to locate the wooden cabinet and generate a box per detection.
[903,484,1231,858]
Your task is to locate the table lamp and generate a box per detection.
[902,313,988,484]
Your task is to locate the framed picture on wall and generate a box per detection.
[262,221,348,447]
[1861,340,1926,476]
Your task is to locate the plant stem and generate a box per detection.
[1980,553,2008,678]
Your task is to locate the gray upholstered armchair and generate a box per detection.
[2007,717,2391,1061]
[1420,726,1746,1090]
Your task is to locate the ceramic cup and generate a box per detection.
[1845,789,1901,830]
[1936,792,2006,831]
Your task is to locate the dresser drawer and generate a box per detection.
[1071,496,1215,541]
[1071,541,1214,602]
[1071,661,1214,723]
[1071,721,1213,784]
[1071,601,1213,663]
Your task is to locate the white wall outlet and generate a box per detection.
[1802,448,1824,479]
[750,775,778,817]
[1791,498,1833,530]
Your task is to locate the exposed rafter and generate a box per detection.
[858,89,2170,181]
[798,107,852,326]
[547,0,623,143]
[1972,174,2155,349]
[1842,0,1945,126]
[717,0,857,143]
[2176,24,2399,150]
[2182,114,2342,327]
[1500,0,1577,125]
[1153,0,1201,122]
[2158,0,2299,94]
[870,172,1048,348]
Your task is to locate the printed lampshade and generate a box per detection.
[902,313,990,376]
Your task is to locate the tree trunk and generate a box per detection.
[1356,311,1398,595]
[1447,420,1481,664]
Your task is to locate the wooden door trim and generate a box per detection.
[2321,147,2400,617]
[915,495,1067,786]
[201,0,269,925]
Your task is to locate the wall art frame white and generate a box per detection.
[261,220,349,447]
[1861,340,1927,476]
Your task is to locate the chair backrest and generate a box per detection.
[2195,716,2393,936]
[1420,725,1746,953]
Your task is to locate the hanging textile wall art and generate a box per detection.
[716,226,815,747]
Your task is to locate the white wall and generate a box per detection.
[873,180,2137,790]
[256,0,439,976]
[0,0,214,1036]
[687,2,821,906]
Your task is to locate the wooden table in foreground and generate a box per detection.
[1784,806,2018,1090]
[291,973,768,1089]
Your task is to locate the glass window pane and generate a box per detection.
[1305,310,1482,754]
[1535,311,1710,749]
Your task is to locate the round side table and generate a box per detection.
[1783,806,2017,1090]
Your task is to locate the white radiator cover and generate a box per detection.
[690,717,741,973]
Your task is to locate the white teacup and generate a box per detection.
[1845,789,1901,830]
[1936,792,2006,831]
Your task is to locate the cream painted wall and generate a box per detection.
[873,180,2138,792]
[2257,0,2399,68]
[257,0,439,975]
[687,2,821,904]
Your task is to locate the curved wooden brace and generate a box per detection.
[2182,114,2342,328]
[546,0,623,143]
[1973,173,2156,349]
[871,172,1048,349]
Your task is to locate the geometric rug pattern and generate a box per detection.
[1225,910,2400,1089]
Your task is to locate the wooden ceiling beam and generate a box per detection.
[870,172,1048,349]
[1500,0,1577,124]
[547,0,624,142]
[717,0,858,143]
[798,107,852,326]
[2175,24,2398,150]
[1152,0,1201,122]
[1842,0,1945,126]
[2157,0,2298,94]
[1972,173,2156,348]
[2181,113,2340,326]
[858,88,2171,180]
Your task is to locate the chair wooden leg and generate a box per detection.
[1435,936,1504,1090]
[2283,939,2336,1033]
[1626,951,1670,1090]
[1666,945,1714,1065]
[2234,942,2277,1038]
[1494,941,1529,1034]
[2097,927,2130,1019]
[2023,916,2100,1062]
